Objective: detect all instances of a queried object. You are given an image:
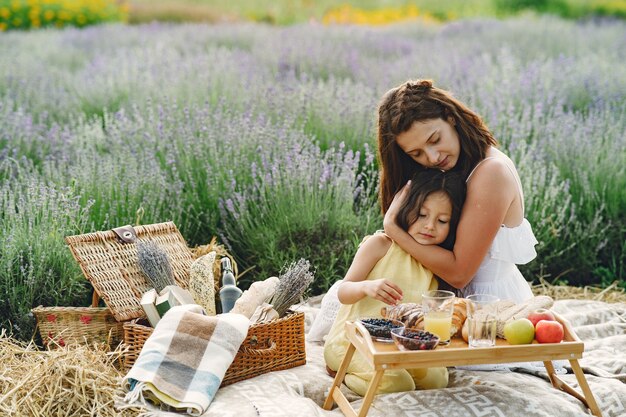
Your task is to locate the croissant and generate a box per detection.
[383,298,469,338]
[381,303,424,329]
[450,298,468,337]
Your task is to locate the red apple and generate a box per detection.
[535,320,564,343]
[527,309,556,327]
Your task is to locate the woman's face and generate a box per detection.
[395,117,460,171]
[407,191,452,246]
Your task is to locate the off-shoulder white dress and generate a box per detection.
[460,157,537,303]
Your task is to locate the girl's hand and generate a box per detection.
[383,180,411,234]
[365,279,403,305]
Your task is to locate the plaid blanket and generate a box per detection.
[122,304,249,416]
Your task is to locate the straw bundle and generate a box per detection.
[532,278,626,304]
[0,331,146,417]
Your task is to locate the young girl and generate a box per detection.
[324,170,465,397]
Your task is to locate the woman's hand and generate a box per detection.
[364,279,403,305]
[383,180,411,234]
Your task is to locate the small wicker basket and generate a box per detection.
[123,310,306,386]
[32,304,123,347]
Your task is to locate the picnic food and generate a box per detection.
[383,298,467,338]
[503,318,535,344]
[231,276,280,319]
[527,309,556,327]
[461,296,554,341]
[189,251,217,315]
[450,297,468,336]
[359,317,403,340]
[381,303,424,329]
[391,328,439,351]
[535,320,564,343]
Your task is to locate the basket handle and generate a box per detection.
[239,337,277,356]
[91,291,100,308]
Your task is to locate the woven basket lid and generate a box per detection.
[65,222,193,322]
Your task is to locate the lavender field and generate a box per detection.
[1,17,625,339]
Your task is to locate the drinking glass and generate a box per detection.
[422,290,455,346]
[466,294,499,348]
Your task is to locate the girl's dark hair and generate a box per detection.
[377,79,497,213]
[396,170,466,251]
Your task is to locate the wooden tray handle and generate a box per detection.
[552,311,580,342]
[348,320,376,353]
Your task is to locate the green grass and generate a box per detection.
[129,0,626,24]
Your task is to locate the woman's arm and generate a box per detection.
[337,234,404,306]
[384,161,517,288]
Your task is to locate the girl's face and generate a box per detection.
[395,117,460,171]
[407,191,452,246]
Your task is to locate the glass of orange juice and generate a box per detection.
[422,290,455,346]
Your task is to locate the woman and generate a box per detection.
[378,79,536,303]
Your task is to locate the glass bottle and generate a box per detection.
[219,257,242,314]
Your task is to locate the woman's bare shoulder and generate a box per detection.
[467,156,517,189]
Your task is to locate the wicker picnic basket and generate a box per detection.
[63,221,306,382]
[123,310,306,386]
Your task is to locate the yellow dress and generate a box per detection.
[323,233,448,396]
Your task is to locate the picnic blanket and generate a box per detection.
[122,305,249,415]
[133,298,626,417]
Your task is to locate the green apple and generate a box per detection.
[503,318,535,345]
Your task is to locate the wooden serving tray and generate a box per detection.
[323,313,602,417]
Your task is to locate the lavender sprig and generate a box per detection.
[270,258,315,317]
[136,240,175,293]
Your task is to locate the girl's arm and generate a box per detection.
[337,234,404,306]
[384,161,516,288]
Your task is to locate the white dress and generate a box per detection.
[459,157,537,303]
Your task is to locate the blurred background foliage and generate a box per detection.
[1,0,626,31]
[0,0,128,31]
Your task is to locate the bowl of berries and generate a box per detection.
[391,327,439,350]
[358,317,403,342]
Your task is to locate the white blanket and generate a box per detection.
[133,299,626,417]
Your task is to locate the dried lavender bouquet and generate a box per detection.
[270,258,315,317]
[136,240,175,293]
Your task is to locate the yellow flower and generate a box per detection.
[11,1,21,12]
[76,14,86,25]
[0,22,6,31]
[58,10,70,20]
[12,17,22,26]
[43,9,53,20]
[31,18,40,27]
[28,8,41,20]
[0,8,10,18]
